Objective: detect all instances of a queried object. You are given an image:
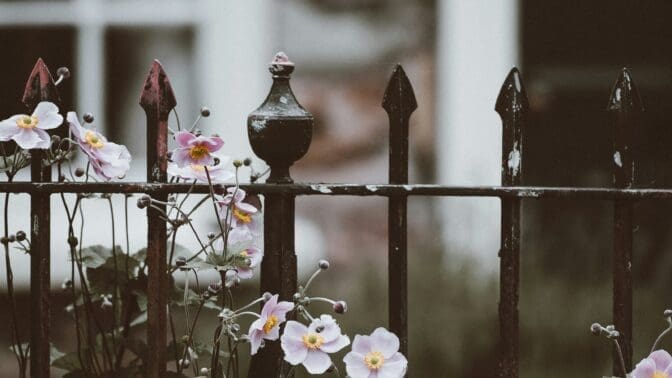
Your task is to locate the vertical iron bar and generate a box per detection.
[22,58,61,378]
[609,68,641,374]
[247,53,313,378]
[382,65,417,359]
[140,60,176,378]
[495,68,528,378]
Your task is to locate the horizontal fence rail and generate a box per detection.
[3,182,672,199]
[0,56,648,377]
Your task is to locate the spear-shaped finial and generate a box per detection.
[495,67,529,117]
[22,58,61,111]
[608,68,643,113]
[140,60,177,119]
[382,65,417,118]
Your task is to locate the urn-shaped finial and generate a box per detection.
[247,52,314,183]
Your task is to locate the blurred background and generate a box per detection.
[2,0,672,376]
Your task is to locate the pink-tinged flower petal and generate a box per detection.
[171,148,193,168]
[33,101,62,130]
[201,135,224,152]
[650,350,672,371]
[309,315,341,343]
[236,202,258,214]
[14,128,50,149]
[95,143,131,180]
[237,268,254,280]
[67,112,85,140]
[351,334,372,355]
[377,352,407,378]
[282,320,308,343]
[271,301,294,322]
[344,352,371,378]
[369,327,400,359]
[261,295,279,318]
[175,130,196,147]
[248,328,264,355]
[632,357,656,378]
[228,227,254,246]
[0,119,20,141]
[303,350,332,374]
[320,334,350,353]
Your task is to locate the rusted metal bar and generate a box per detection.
[382,65,416,359]
[140,60,175,378]
[23,58,61,378]
[247,53,313,378]
[495,67,528,378]
[9,182,672,200]
[609,68,641,374]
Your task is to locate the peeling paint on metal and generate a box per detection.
[507,143,521,177]
[310,184,332,194]
[365,185,379,192]
[251,119,267,131]
[614,151,623,167]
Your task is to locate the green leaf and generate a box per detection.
[86,251,140,296]
[52,351,83,371]
[80,245,115,268]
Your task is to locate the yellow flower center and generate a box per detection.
[364,351,385,370]
[189,145,209,160]
[233,208,252,224]
[239,250,249,257]
[653,372,669,378]
[263,315,278,334]
[302,333,324,350]
[84,131,104,149]
[16,115,38,129]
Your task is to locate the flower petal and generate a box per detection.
[67,112,85,141]
[650,350,672,371]
[631,357,656,378]
[369,328,400,358]
[14,128,50,149]
[33,101,62,130]
[377,352,407,378]
[303,350,333,374]
[271,301,294,323]
[248,329,263,355]
[261,295,278,318]
[344,351,371,378]
[0,119,20,141]
[351,334,373,355]
[175,130,196,147]
[171,148,192,168]
[320,334,350,353]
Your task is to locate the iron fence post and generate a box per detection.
[382,65,417,360]
[140,60,176,378]
[247,53,313,377]
[495,67,528,378]
[609,68,641,375]
[23,58,61,378]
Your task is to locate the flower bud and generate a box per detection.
[74,168,85,177]
[68,236,78,247]
[7,234,16,243]
[318,260,330,270]
[231,323,240,332]
[181,335,190,343]
[292,293,302,302]
[83,113,95,123]
[51,135,61,144]
[608,330,620,339]
[664,309,672,318]
[179,359,190,368]
[100,295,113,310]
[137,195,151,209]
[233,160,243,168]
[207,232,216,239]
[56,67,71,80]
[263,292,273,302]
[61,279,72,290]
[15,231,26,241]
[225,270,240,288]
[590,323,602,335]
[202,291,211,300]
[200,368,209,375]
[333,300,347,314]
[175,256,187,268]
[243,158,252,166]
[208,282,222,295]
[200,107,211,117]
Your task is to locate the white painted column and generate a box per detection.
[75,0,106,133]
[195,0,273,170]
[436,0,520,273]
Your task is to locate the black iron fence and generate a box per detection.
[0,56,647,377]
